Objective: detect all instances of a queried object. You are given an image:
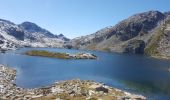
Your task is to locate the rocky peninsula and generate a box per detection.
[25,50,97,59]
[0,65,146,100]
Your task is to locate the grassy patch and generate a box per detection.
[144,24,165,56]
[25,50,70,59]
[86,44,97,50]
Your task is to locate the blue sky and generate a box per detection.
[0,0,169,39]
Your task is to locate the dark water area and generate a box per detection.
[0,48,170,99]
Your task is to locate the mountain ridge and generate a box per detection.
[0,20,69,50]
[0,10,170,59]
[65,10,170,59]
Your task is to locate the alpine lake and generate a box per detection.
[0,48,170,99]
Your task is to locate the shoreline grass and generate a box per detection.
[25,50,70,59]
[25,50,97,59]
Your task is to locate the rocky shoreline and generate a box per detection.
[150,55,170,60]
[0,65,146,100]
[0,48,14,53]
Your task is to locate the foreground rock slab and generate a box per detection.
[0,65,146,100]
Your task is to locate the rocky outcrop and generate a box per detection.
[57,34,70,41]
[0,65,146,100]
[4,27,25,40]
[68,52,97,59]
[0,36,17,52]
[122,39,145,54]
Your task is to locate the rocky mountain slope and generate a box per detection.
[0,19,69,51]
[145,15,170,59]
[65,11,170,59]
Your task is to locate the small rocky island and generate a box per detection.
[0,65,146,100]
[25,50,97,59]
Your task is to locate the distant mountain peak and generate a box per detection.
[19,21,56,38]
[0,19,69,49]
[19,21,70,41]
[57,33,70,41]
[58,34,64,37]
[19,21,46,33]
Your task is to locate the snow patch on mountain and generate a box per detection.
[0,19,69,50]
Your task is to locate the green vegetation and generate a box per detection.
[25,50,70,59]
[144,24,165,56]
[25,50,97,59]
[86,44,97,50]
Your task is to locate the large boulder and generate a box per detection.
[95,86,109,93]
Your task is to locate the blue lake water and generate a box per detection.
[0,48,170,99]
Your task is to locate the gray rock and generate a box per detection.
[123,40,145,54]
[95,86,108,93]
